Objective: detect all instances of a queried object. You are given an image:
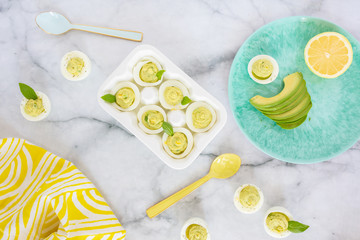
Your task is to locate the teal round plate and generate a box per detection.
[229,16,360,164]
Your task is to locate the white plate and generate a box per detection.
[97,45,227,169]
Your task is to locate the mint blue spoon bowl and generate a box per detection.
[229,16,360,164]
[36,12,143,42]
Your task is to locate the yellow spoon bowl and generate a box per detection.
[146,153,241,218]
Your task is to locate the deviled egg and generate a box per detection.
[137,105,166,134]
[61,50,91,81]
[233,184,264,214]
[20,91,51,121]
[109,81,140,112]
[162,128,193,159]
[133,56,164,86]
[181,217,210,240]
[264,206,293,238]
[248,55,279,84]
[186,102,216,133]
[159,80,189,110]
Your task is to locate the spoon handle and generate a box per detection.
[71,24,143,42]
[146,174,212,218]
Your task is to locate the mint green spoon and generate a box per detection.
[36,12,143,42]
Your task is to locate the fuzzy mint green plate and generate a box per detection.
[229,16,360,164]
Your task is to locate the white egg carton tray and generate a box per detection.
[97,44,227,169]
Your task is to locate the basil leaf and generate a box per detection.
[19,83,38,100]
[145,115,148,122]
[181,96,192,105]
[101,94,116,103]
[162,121,174,136]
[156,70,165,80]
[288,221,309,233]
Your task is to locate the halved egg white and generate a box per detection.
[162,127,193,159]
[61,50,91,81]
[20,91,51,121]
[133,56,164,87]
[159,80,189,110]
[233,184,264,214]
[137,105,167,134]
[180,217,210,240]
[264,206,293,238]
[109,81,140,112]
[186,102,217,133]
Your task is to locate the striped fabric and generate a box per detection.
[0,138,126,239]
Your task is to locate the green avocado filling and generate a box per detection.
[142,110,164,130]
[115,87,135,109]
[24,98,45,117]
[140,62,159,83]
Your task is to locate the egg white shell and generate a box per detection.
[137,105,167,134]
[133,56,164,87]
[109,81,140,112]
[141,87,159,105]
[61,50,91,81]
[167,110,186,127]
[264,206,293,238]
[180,217,211,240]
[159,80,189,110]
[186,102,217,133]
[20,91,51,121]
[233,184,264,214]
[247,55,279,85]
[162,127,193,159]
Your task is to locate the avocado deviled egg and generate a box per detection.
[233,184,264,214]
[19,83,51,121]
[137,105,167,134]
[61,50,91,81]
[133,56,165,87]
[101,81,140,112]
[162,124,193,159]
[159,80,190,110]
[181,217,210,240]
[186,102,216,133]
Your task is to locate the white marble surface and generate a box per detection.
[1,0,360,239]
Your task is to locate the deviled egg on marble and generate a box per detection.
[234,184,264,214]
[264,207,293,238]
[137,105,166,134]
[181,217,210,240]
[61,50,91,81]
[159,80,190,110]
[186,102,216,133]
[162,127,193,159]
[19,83,51,121]
[133,56,165,86]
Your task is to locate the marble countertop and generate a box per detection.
[1,0,360,239]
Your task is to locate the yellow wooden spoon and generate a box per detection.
[146,153,241,218]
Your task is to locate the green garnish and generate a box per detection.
[156,70,166,80]
[162,121,174,136]
[288,221,309,233]
[145,115,149,122]
[19,83,38,100]
[101,94,116,103]
[181,96,192,105]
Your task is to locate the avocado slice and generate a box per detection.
[275,102,312,123]
[265,94,311,121]
[261,90,309,115]
[276,115,307,129]
[250,72,304,108]
[255,81,306,112]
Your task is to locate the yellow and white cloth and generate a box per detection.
[0,138,126,239]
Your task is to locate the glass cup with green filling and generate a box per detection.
[110,81,140,112]
[186,102,217,133]
[137,105,166,134]
[247,55,279,84]
[159,80,189,110]
[162,128,193,159]
[133,57,165,86]
[264,206,293,238]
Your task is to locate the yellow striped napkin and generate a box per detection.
[0,138,126,239]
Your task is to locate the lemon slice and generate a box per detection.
[304,32,353,78]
